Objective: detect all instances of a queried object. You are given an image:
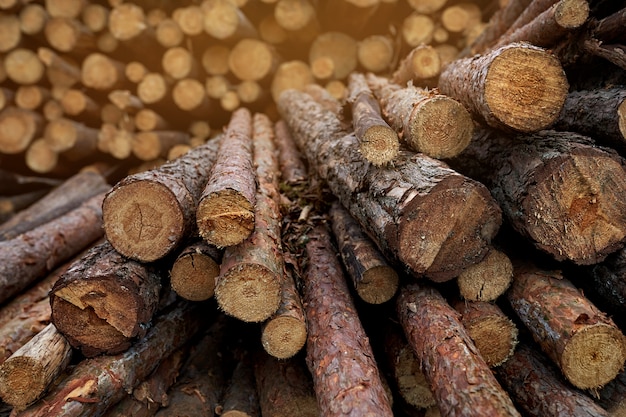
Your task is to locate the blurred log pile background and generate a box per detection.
[1,0,626,416]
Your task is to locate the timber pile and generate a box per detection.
[1,0,626,416]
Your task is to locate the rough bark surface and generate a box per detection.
[302,225,393,417]
[396,284,521,417]
[495,344,610,417]
[278,89,502,281]
[438,42,569,132]
[103,137,220,262]
[449,128,626,265]
[507,264,626,389]
[273,119,307,184]
[170,239,222,301]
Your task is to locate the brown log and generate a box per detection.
[449,128,626,265]
[309,31,357,80]
[171,78,211,115]
[201,44,231,76]
[108,89,143,113]
[229,38,278,82]
[397,283,521,417]
[137,72,169,105]
[273,119,306,184]
[0,189,48,224]
[495,344,610,417]
[329,200,399,303]
[59,89,99,123]
[108,2,162,61]
[270,60,314,103]
[197,108,255,248]
[402,12,435,47]
[216,353,260,417]
[81,3,108,33]
[205,75,230,99]
[134,109,169,132]
[0,13,22,53]
[502,0,560,39]
[15,300,210,417]
[278,88,502,281]
[456,247,513,302]
[597,369,626,416]
[303,83,344,116]
[453,300,518,367]
[201,0,257,41]
[172,5,204,37]
[161,46,198,80]
[43,118,99,154]
[0,107,44,154]
[592,6,626,43]
[0,192,105,305]
[0,297,51,367]
[254,354,319,417]
[103,137,220,262]
[347,72,399,166]
[155,18,183,48]
[357,34,395,74]
[0,324,72,410]
[50,240,164,357]
[438,42,568,133]
[170,239,222,301]
[45,0,85,19]
[80,52,127,91]
[441,2,482,35]
[507,264,626,389]
[132,130,190,162]
[391,44,441,87]
[214,113,283,322]
[0,87,14,112]
[42,100,64,122]
[124,61,148,84]
[24,139,58,174]
[15,86,50,111]
[367,74,473,160]
[0,170,109,241]
[37,47,81,89]
[44,17,96,55]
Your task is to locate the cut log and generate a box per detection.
[357,34,395,74]
[81,52,127,91]
[162,46,198,80]
[4,48,45,85]
[137,72,168,105]
[43,118,99,153]
[303,224,393,416]
[308,31,357,80]
[15,86,50,111]
[170,239,222,301]
[103,137,220,262]
[0,192,106,305]
[367,74,473,160]
[507,264,626,389]
[270,60,314,103]
[201,44,231,76]
[391,44,441,87]
[406,0,446,14]
[0,324,72,410]
[502,0,560,39]
[0,107,44,154]
[59,89,99,123]
[438,42,568,132]
[172,5,204,36]
[15,300,210,417]
[402,12,435,47]
[228,38,278,82]
[216,353,260,417]
[329,200,398,303]
[0,13,22,53]
[495,344,610,417]
[197,108,255,248]
[81,3,108,33]
[441,2,482,34]
[254,354,319,417]
[273,119,306,184]
[449,128,626,265]
[453,300,518,367]
[456,247,513,302]
[346,72,399,166]
[215,113,283,322]
[0,170,109,242]
[132,130,190,162]
[135,109,169,132]
[0,189,48,224]
[155,18,183,48]
[171,78,210,115]
[37,47,81,88]
[397,283,521,417]
[44,17,96,55]
[50,240,164,357]
[201,0,257,41]
[24,140,58,174]
[278,88,502,281]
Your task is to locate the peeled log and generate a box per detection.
[278,88,501,281]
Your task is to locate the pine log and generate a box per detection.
[135,109,169,132]
[597,369,626,416]
[449,128,626,265]
[278,89,502,281]
[254,354,319,417]
[44,17,96,55]
[197,108,255,248]
[0,170,109,241]
[132,130,190,161]
[0,107,44,155]
[173,5,204,36]
[124,61,147,83]
[273,119,306,184]
[357,34,395,74]
[401,12,435,47]
[502,0,560,39]
[201,0,257,41]
[438,42,569,133]
[347,72,399,166]
[42,100,64,122]
[15,86,50,111]
[507,264,626,389]
[457,247,513,302]
[441,3,482,34]
[453,300,518,367]
[161,46,198,80]
[0,169,60,195]
[303,83,344,116]
[4,48,45,85]
[367,74,473,160]
[215,113,283,322]
[0,87,14,112]
[270,60,314,103]
[155,19,183,48]
[303,224,393,416]
[329,200,399,303]
[80,52,127,91]
[592,6,626,43]
[137,72,168,105]
[59,89,99,124]
[0,13,22,52]
[24,140,59,175]
[171,78,211,116]
[43,118,98,154]
[45,0,85,19]
[0,192,105,305]
[0,189,48,225]
[81,3,108,33]
[201,44,230,76]
[50,240,164,357]
[216,353,260,417]
[0,324,72,410]
[229,38,278,83]
[391,44,441,87]
[103,137,220,262]
[170,239,222,301]
[495,344,610,417]
[397,283,521,417]
[554,87,626,151]
[15,300,210,417]
[0,297,50,367]
[37,47,81,89]
[309,31,357,80]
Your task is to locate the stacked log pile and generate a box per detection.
[1,0,626,416]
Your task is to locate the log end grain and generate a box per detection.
[197,189,255,248]
[555,0,590,29]
[357,265,399,304]
[103,180,186,262]
[0,357,48,408]
[81,53,122,90]
[457,249,513,302]
[463,312,518,368]
[170,251,220,301]
[215,263,281,322]
[360,124,399,166]
[561,323,626,389]
[392,343,436,409]
[484,45,568,132]
[261,316,307,359]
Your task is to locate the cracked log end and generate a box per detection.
[358,265,399,304]
[0,358,47,408]
[170,251,220,301]
[457,248,513,302]
[197,189,255,248]
[261,316,307,359]
[360,124,399,166]
[484,46,568,132]
[103,180,185,262]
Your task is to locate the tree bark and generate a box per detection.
[438,42,569,133]
[273,119,306,184]
[391,44,441,86]
[0,169,60,196]
[346,72,399,166]
[396,283,521,417]
[448,128,626,265]
[495,344,610,417]
[456,247,513,302]
[278,88,502,281]
[507,263,626,389]
[170,239,222,302]
[197,108,255,248]
[302,224,393,417]
[367,74,473,160]
[0,192,105,305]
[0,189,48,225]
[217,353,260,417]
[0,107,44,155]
[329,200,399,304]
[103,137,220,262]
[50,240,164,357]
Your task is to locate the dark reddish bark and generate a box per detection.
[273,120,307,185]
